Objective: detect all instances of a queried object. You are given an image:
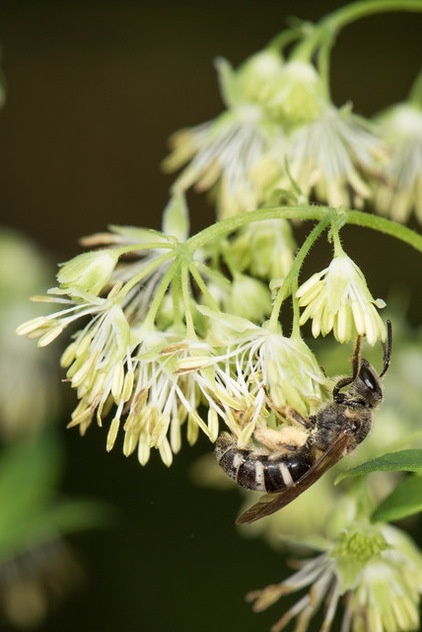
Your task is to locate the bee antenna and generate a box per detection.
[379,320,392,378]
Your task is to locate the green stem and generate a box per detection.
[188,263,220,312]
[186,206,422,255]
[268,217,331,333]
[266,25,305,54]
[181,263,196,338]
[143,259,179,329]
[346,210,422,251]
[116,250,175,302]
[322,0,422,32]
[291,0,422,62]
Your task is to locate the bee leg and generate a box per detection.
[333,335,362,402]
[281,405,314,429]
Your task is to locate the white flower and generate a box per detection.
[227,219,296,280]
[280,104,386,208]
[162,51,286,218]
[373,101,422,223]
[247,523,422,632]
[296,252,386,345]
[198,309,325,420]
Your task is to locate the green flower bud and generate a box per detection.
[57,250,119,296]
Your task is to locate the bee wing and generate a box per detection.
[235,430,354,525]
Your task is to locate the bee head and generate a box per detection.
[351,359,383,408]
[333,321,392,409]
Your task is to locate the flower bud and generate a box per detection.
[57,250,119,296]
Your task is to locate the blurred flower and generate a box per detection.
[227,219,296,281]
[278,104,386,209]
[373,89,422,223]
[296,248,386,345]
[162,50,287,218]
[0,539,82,629]
[247,521,422,632]
[163,52,331,219]
[0,229,59,440]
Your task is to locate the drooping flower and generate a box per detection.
[227,219,296,281]
[373,95,422,224]
[296,250,386,345]
[278,104,387,209]
[162,49,287,218]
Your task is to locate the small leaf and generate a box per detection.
[336,449,422,483]
[0,431,62,526]
[0,498,114,559]
[372,474,422,522]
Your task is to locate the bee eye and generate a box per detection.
[359,365,376,391]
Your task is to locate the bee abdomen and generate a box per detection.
[215,432,313,493]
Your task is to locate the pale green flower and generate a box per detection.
[0,229,59,440]
[247,522,422,632]
[296,252,387,345]
[373,101,422,223]
[57,250,120,297]
[227,219,296,280]
[162,50,286,218]
[225,272,272,322]
[198,309,326,420]
[266,60,324,127]
[277,104,386,208]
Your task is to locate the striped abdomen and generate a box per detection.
[215,432,313,493]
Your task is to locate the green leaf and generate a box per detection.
[336,449,422,483]
[0,431,62,527]
[372,474,422,522]
[0,498,114,559]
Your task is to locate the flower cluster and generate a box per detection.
[247,519,422,632]
[17,195,388,467]
[373,79,422,224]
[13,6,422,632]
[163,48,388,219]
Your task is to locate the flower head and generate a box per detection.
[199,309,326,422]
[227,219,296,281]
[296,250,386,345]
[247,522,422,632]
[279,104,386,209]
[373,99,422,224]
[162,50,286,218]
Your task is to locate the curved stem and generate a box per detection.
[268,217,331,333]
[290,0,422,63]
[346,210,422,252]
[322,0,422,32]
[116,250,175,302]
[266,25,305,54]
[188,263,220,312]
[187,206,422,255]
[143,259,179,329]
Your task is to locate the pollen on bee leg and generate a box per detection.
[254,424,308,452]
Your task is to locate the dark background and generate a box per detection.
[0,2,421,631]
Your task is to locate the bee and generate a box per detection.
[215,321,392,525]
